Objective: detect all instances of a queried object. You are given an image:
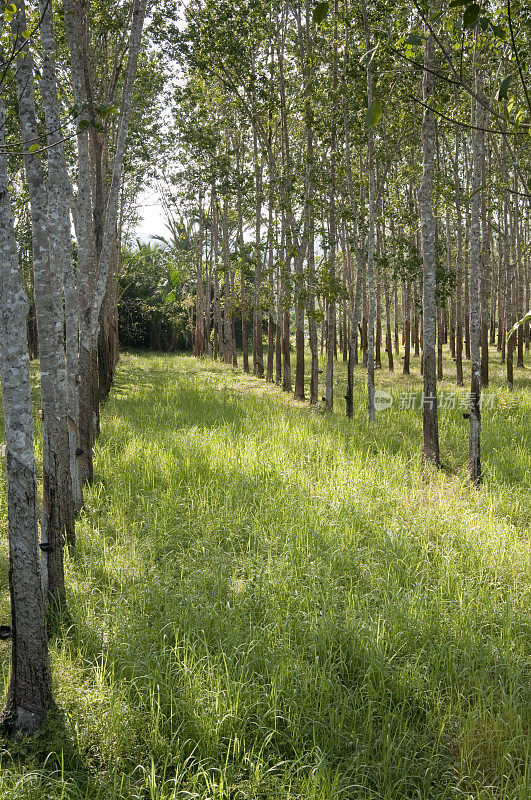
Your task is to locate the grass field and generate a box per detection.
[0,348,529,799]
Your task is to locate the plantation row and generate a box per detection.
[0,6,528,797]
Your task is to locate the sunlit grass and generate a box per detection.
[0,346,529,799]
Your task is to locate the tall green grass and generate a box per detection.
[0,349,529,799]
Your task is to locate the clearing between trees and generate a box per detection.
[0,351,528,800]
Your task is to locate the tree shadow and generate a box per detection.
[62,360,528,796]
[0,353,527,797]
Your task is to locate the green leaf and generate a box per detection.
[497,75,512,102]
[365,98,383,128]
[405,33,424,46]
[100,104,118,119]
[312,2,329,24]
[489,22,506,40]
[463,3,481,28]
[28,144,40,154]
[78,119,90,131]
[449,0,468,6]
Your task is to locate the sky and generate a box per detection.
[136,186,169,241]
[135,3,187,242]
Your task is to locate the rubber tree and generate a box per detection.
[419,2,440,467]
[468,72,484,484]
[0,94,53,737]
[361,0,376,422]
[38,0,83,521]
[12,0,72,607]
[62,0,148,484]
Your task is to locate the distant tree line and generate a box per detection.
[153,0,531,486]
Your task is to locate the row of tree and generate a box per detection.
[0,0,529,741]
[0,0,151,736]
[157,0,530,484]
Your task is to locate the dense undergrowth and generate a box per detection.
[0,349,529,799]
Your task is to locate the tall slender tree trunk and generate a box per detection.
[275,232,283,385]
[514,176,524,369]
[468,79,483,484]
[419,10,440,466]
[324,0,339,411]
[383,256,393,370]
[266,195,275,382]
[445,208,456,361]
[194,191,205,358]
[342,3,364,416]
[497,228,505,359]
[212,188,222,358]
[361,0,376,421]
[62,0,97,488]
[253,129,264,377]
[437,309,444,381]
[503,143,514,388]
[455,131,464,386]
[13,0,69,606]
[98,275,119,402]
[403,279,411,375]
[490,227,498,346]
[63,0,147,485]
[0,98,53,738]
[393,278,399,356]
[303,0,318,406]
[39,0,79,538]
[222,197,233,365]
[235,141,249,373]
[413,280,420,357]
[375,258,382,369]
[480,145,490,386]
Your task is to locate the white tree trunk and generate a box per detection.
[39,0,81,529]
[62,0,147,484]
[12,0,70,606]
[0,98,53,737]
[419,8,440,466]
[469,75,483,483]
[361,0,376,422]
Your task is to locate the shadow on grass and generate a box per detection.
[64,358,528,795]
[1,352,527,798]
[0,712,121,799]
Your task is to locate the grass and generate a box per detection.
[0,346,529,799]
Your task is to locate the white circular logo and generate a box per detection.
[374,390,393,411]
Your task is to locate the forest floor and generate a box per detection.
[0,348,529,799]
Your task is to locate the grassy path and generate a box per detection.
[0,352,529,799]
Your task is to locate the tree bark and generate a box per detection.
[13,0,70,605]
[39,0,80,537]
[419,10,440,466]
[253,129,264,377]
[468,79,483,484]
[455,130,464,386]
[0,98,53,738]
[361,0,376,422]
